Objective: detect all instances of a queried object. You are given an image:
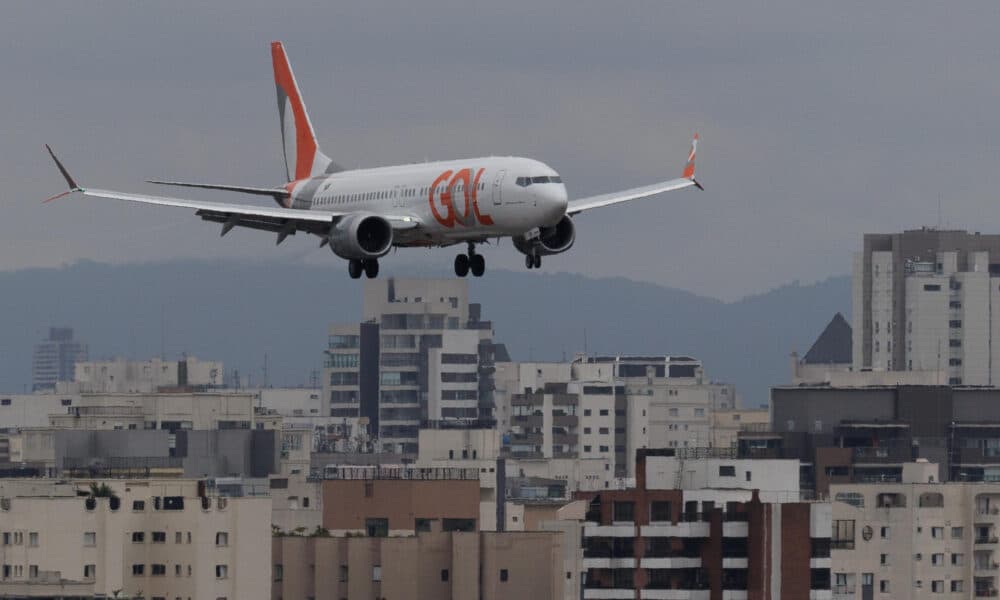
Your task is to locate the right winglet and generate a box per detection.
[43,145,83,202]
[681,134,703,190]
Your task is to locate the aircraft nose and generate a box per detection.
[541,185,568,224]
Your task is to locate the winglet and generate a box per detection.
[43,145,82,202]
[681,133,703,190]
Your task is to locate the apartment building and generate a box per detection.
[830,460,1000,598]
[853,229,1000,385]
[0,478,269,599]
[501,355,739,478]
[320,465,482,535]
[741,385,1000,496]
[31,327,87,392]
[272,530,565,600]
[323,278,509,454]
[72,356,223,393]
[574,450,832,599]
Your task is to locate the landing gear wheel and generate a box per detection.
[533,254,542,269]
[525,254,534,269]
[363,259,379,279]
[348,259,363,279]
[454,254,470,277]
[470,254,486,277]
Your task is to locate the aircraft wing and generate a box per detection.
[567,134,703,215]
[43,146,419,243]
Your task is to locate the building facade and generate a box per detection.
[323,279,509,454]
[73,356,223,393]
[853,229,1000,385]
[31,327,87,392]
[830,461,1000,598]
[0,478,270,599]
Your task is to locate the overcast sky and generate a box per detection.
[3,1,1000,300]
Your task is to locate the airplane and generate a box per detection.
[45,41,703,280]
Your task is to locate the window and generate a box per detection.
[83,532,96,547]
[952,581,964,592]
[441,569,449,582]
[832,520,855,550]
[932,580,944,593]
[598,427,609,435]
[500,569,509,582]
[880,526,890,539]
[924,284,941,291]
[931,553,944,565]
[175,531,183,544]
[61,398,72,406]
[151,531,166,543]
[650,501,672,522]
[952,527,964,539]
[132,564,145,576]
[84,564,96,579]
[613,501,635,522]
[583,445,592,452]
[132,532,145,543]
[0,399,9,406]
[372,565,381,582]
[583,427,591,434]
[694,408,705,417]
[215,565,228,579]
[29,565,38,579]
[668,408,679,417]
[880,580,889,593]
[745,471,752,482]
[931,527,943,539]
[719,465,736,477]
[599,445,610,453]
[216,532,228,546]
[365,518,389,537]
[583,409,591,416]
[28,532,38,547]
[133,500,145,511]
[339,565,348,582]
[599,409,609,416]
[175,564,182,576]
[880,553,888,565]
[152,564,166,576]
[952,553,964,566]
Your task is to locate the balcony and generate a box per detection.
[585,524,637,537]
[977,537,1000,545]
[723,522,749,537]
[553,414,579,427]
[583,558,637,569]
[976,562,1000,573]
[722,592,748,600]
[512,414,543,428]
[584,590,634,600]
[959,447,1000,466]
[639,557,701,569]
[641,522,710,538]
[975,590,999,598]
[640,592,710,600]
[552,433,579,446]
[723,557,749,568]
[809,592,833,600]
[851,446,912,465]
[510,432,544,445]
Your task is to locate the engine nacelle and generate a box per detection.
[328,213,393,260]
[513,215,576,257]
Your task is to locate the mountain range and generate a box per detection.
[0,260,850,405]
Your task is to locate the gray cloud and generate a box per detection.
[3,0,1000,300]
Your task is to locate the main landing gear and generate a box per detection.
[455,243,486,278]
[525,253,541,269]
[348,258,379,279]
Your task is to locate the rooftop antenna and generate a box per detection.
[160,304,166,360]
[583,328,588,358]
[937,194,943,230]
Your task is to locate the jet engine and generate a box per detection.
[513,215,576,257]
[328,213,393,260]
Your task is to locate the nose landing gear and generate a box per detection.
[455,243,486,277]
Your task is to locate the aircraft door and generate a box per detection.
[392,185,402,208]
[492,170,506,206]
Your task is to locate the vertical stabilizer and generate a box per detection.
[271,41,334,182]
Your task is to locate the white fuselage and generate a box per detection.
[287,156,569,246]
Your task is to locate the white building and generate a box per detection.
[72,356,223,393]
[830,460,1000,598]
[0,478,270,599]
[323,278,508,454]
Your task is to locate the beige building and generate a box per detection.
[271,530,564,600]
[0,478,270,599]
[711,408,769,449]
[71,356,223,393]
[831,460,1000,597]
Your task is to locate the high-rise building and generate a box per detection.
[322,279,508,454]
[31,327,87,392]
[852,228,1000,385]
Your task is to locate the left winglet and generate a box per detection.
[43,145,83,202]
[681,134,703,190]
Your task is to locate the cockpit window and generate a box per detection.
[516,175,562,187]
